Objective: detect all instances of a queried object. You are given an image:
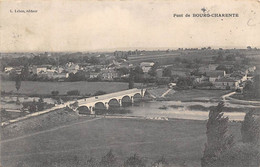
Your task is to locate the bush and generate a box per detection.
[152,156,169,167]
[51,90,59,96]
[67,90,80,96]
[124,154,146,167]
[211,143,260,167]
[241,111,260,145]
[99,150,118,167]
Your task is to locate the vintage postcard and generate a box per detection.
[0,0,260,166]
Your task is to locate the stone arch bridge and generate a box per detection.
[70,88,146,114]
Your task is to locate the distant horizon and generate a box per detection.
[0,46,258,54]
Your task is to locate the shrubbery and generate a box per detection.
[67,90,80,96]
[201,102,260,167]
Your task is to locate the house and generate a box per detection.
[195,75,208,83]
[89,72,100,79]
[248,66,256,73]
[52,72,69,79]
[208,64,218,71]
[206,70,226,83]
[65,62,80,74]
[4,67,14,73]
[230,71,247,83]
[100,69,119,80]
[32,66,48,74]
[140,62,155,73]
[214,78,239,90]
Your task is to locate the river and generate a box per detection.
[126,101,248,121]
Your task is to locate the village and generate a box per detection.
[1,49,257,92]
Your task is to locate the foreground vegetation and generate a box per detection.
[1,113,241,167]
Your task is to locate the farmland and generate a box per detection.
[1,81,128,95]
[165,89,231,101]
[1,116,241,167]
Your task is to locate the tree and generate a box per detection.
[129,78,134,89]
[162,67,172,77]
[241,111,260,144]
[212,143,260,167]
[201,102,235,167]
[152,156,169,167]
[21,65,30,80]
[28,103,37,113]
[86,158,99,167]
[37,97,45,111]
[38,97,44,103]
[99,150,118,167]
[118,67,129,76]
[148,62,159,77]
[1,109,11,121]
[176,77,194,89]
[124,154,146,167]
[15,75,22,92]
[51,90,59,96]
[134,66,144,75]
[132,66,144,82]
[226,55,235,61]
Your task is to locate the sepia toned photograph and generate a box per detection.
[0,0,260,166]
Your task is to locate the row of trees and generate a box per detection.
[57,150,169,167]
[201,102,260,167]
[1,54,104,70]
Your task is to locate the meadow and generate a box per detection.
[165,89,231,101]
[1,116,241,167]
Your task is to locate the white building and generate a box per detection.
[140,62,155,73]
[215,78,239,90]
[4,67,14,73]
[32,66,47,74]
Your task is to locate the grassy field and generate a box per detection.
[165,89,231,102]
[1,117,241,167]
[1,81,128,95]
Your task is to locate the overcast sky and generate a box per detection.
[0,0,259,52]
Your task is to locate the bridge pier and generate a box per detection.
[89,106,94,115]
[104,102,109,110]
[118,99,122,107]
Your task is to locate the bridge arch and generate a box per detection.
[133,93,142,102]
[77,106,91,115]
[94,102,107,115]
[121,95,132,107]
[108,98,120,107]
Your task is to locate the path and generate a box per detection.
[222,91,260,106]
[161,89,173,97]
[221,91,236,101]
[1,117,101,143]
